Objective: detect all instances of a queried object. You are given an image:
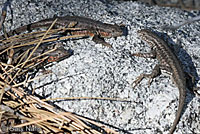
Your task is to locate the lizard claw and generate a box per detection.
[132,74,145,89]
[147,78,153,87]
[132,73,154,89]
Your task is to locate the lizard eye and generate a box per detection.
[112,29,115,32]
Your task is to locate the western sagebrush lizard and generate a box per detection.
[0,16,124,48]
[132,29,190,134]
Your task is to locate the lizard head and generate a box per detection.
[137,29,158,48]
[99,24,124,38]
[47,48,74,63]
[110,24,125,37]
[137,29,152,40]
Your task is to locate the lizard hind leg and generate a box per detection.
[185,72,200,96]
[132,64,161,89]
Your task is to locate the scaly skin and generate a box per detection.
[0,16,123,42]
[133,29,186,134]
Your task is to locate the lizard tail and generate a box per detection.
[169,88,186,134]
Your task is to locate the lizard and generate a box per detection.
[132,29,189,134]
[0,42,73,76]
[13,42,73,65]
[0,15,124,48]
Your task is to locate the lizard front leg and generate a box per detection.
[132,64,161,88]
[132,51,159,88]
[92,35,112,48]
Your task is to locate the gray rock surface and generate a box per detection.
[1,0,200,133]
